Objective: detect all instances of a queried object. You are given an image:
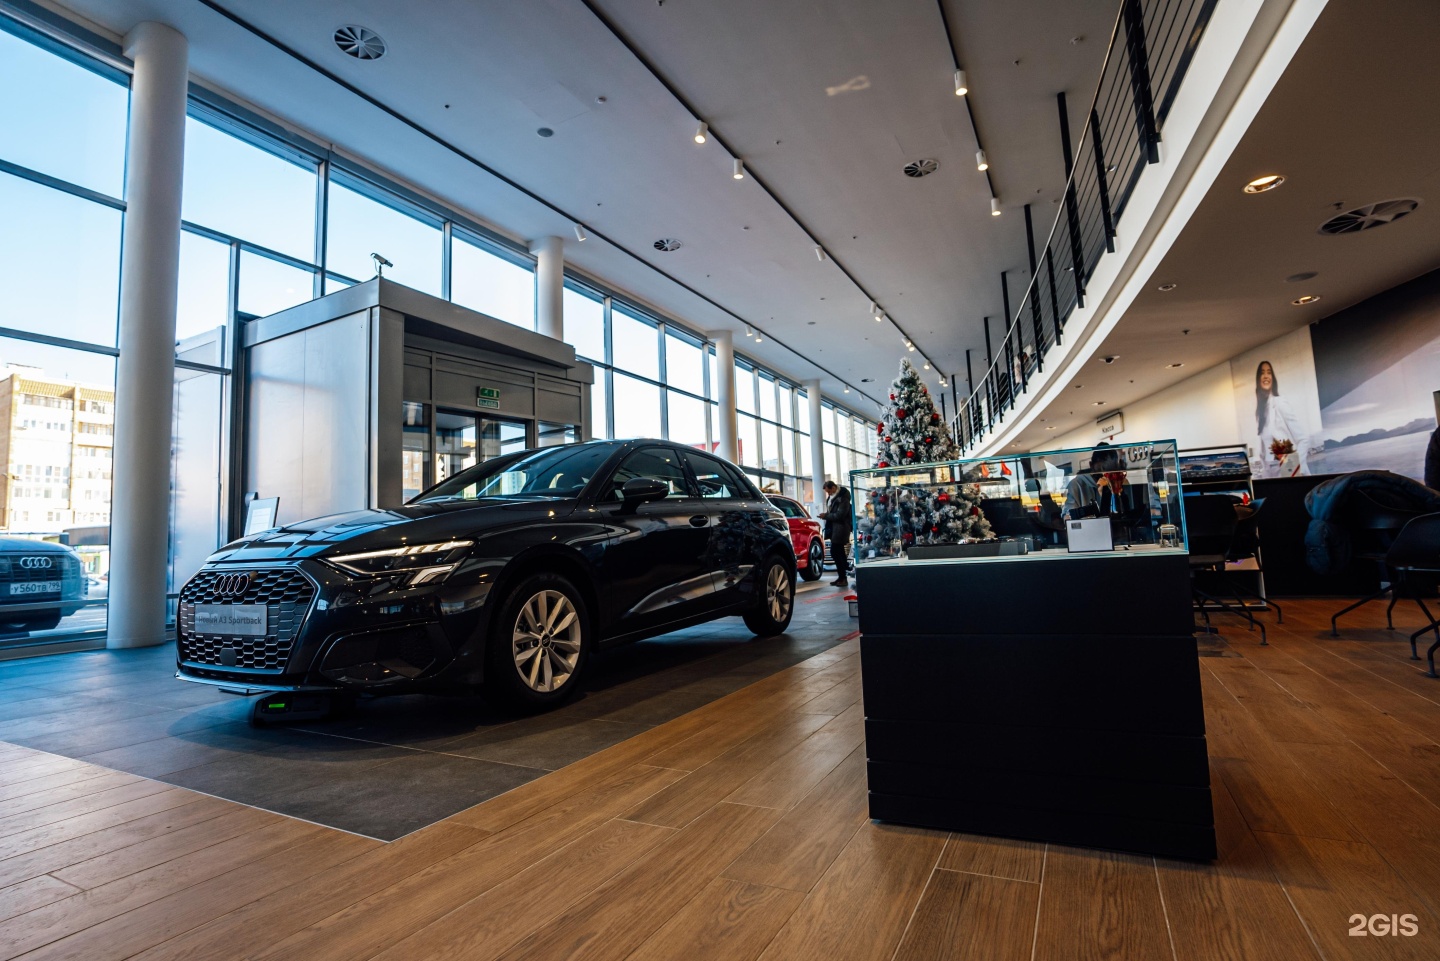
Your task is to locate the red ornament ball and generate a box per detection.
[906,450,915,458]
[931,526,939,534]
[889,393,896,401]
[896,409,906,418]
[922,386,928,394]
[932,413,940,423]
[925,437,933,444]
[884,436,892,443]
[937,492,950,504]
[877,461,889,468]
[970,506,980,516]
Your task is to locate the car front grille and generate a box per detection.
[177,568,317,672]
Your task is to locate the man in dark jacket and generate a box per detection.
[822,480,852,588]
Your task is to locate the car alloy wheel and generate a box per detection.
[765,563,793,623]
[801,539,825,580]
[511,589,582,693]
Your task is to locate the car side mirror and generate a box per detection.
[619,477,670,512]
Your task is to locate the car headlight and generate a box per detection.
[327,540,473,585]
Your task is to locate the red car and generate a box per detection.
[766,494,825,582]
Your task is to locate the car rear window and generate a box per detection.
[682,449,755,499]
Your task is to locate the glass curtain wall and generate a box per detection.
[0,23,128,646]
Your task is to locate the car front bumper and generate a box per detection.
[174,559,495,694]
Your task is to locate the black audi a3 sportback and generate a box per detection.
[175,440,796,710]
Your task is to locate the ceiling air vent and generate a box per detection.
[903,159,940,178]
[1319,198,1420,235]
[334,25,387,61]
[653,238,682,252]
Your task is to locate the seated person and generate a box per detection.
[1063,443,1126,520]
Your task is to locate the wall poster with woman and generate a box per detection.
[1229,327,1322,479]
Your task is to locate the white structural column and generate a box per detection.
[532,235,564,341]
[711,331,738,462]
[107,22,188,649]
[807,379,825,499]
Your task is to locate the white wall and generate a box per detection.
[1053,361,1242,453]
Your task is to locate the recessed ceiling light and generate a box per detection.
[1166,363,1184,368]
[536,127,554,138]
[1157,283,1177,291]
[1292,294,1321,306]
[1243,174,1285,194]
[1093,401,1105,406]
[1073,384,1082,389]
[1046,426,1056,430]
[1285,271,1318,283]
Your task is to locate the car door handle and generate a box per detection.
[689,515,710,528]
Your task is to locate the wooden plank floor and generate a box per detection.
[5,599,1440,959]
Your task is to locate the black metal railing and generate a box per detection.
[954,0,1218,452]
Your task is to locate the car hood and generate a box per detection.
[206,499,578,563]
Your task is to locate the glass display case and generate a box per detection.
[849,439,1186,563]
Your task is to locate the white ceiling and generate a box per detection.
[1005,0,1440,450]
[46,0,1118,410]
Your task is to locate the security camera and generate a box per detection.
[371,252,394,278]
[1103,355,1118,365]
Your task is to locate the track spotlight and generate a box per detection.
[754,332,763,343]
[732,158,744,180]
[923,362,930,370]
[843,386,850,394]
[574,224,587,242]
[975,149,989,172]
[990,196,1002,217]
[744,325,753,337]
[954,69,968,96]
[815,246,826,262]
[870,301,877,315]
[694,122,707,144]
[875,313,884,323]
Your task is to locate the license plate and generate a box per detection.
[192,604,268,637]
[8,581,60,595]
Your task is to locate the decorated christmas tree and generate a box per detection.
[859,358,993,556]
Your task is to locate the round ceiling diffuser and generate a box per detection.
[334,25,387,61]
[1319,198,1420,235]
[653,238,682,252]
[903,159,940,178]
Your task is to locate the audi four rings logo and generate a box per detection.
[212,573,251,596]
[19,557,52,570]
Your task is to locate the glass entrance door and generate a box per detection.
[435,410,527,483]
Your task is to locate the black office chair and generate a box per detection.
[1379,513,1440,674]
[1225,498,1282,624]
[1184,494,1266,644]
[1330,491,1427,637]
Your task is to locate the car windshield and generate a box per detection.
[413,444,615,502]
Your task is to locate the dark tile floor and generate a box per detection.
[0,582,856,839]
